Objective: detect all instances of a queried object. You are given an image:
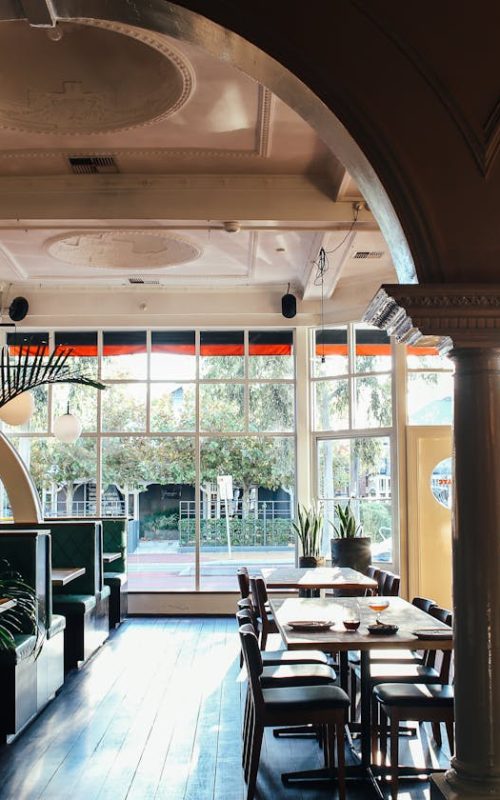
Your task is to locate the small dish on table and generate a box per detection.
[287,620,334,632]
[367,622,399,635]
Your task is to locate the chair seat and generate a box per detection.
[353,662,440,684]
[52,594,96,614]
[262,684,350,712]
[261,663,336,687]
[47,613,66,639]
[374,683,454,707]
[262,649,328,666]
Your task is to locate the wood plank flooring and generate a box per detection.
[0,618,450,800]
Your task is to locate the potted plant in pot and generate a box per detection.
[0,558,41,654]
[293,503,324,568]
[330,501,372,573]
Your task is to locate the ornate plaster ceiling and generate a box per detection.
[47,231,202,269]
[0,21,194,135]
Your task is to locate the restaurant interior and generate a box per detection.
[0,3,498,799]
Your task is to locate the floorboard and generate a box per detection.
[0,618,451,800]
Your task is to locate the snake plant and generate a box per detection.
[0,559,40,653]
[331,501,363,538]
[292,503,323,557]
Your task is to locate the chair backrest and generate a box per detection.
[366,566,381,594]
[239,625,265,707]
[237,597,253,611]
[383,572,400,596]
[377,569,388,595]
[250,575,269,619]
[236,608,259,636]
[427,606,453,680]
[237,567,250,600]
[412,596,437,614]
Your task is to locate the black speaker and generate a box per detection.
[9,297,29,322]
[281,292,297,319]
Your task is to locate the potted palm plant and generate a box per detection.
[330,501,371,573]
[293,503,324,567]
[0,559,40,654]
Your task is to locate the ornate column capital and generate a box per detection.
[364,284,500,351]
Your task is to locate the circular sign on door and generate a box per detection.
[430,457,452,509]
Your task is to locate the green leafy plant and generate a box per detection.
[0,559,40,653]
[330,501,363,539]
[292,503,323,557]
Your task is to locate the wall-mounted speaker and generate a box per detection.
[281,292,297,319]
[9,297,29,322]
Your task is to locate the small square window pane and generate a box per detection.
[2,385,48,434]
[55,331,98,378]
[53,383,97,433]
[249,331,294,378]
[200,384,244,431]
[406,347,453,370]
[313,379,349,430]
[407,373,453,424]
[355,325,392,372]
[102,331,147,379]
[313,328,348,377]
[101,383,147,431]
[151,331,196,380]
[150,383,195,432]
[249,384,294,432]
[200,331,244,378]
[354,376,392,428]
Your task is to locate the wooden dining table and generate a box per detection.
[262,565,377,594]
[270,595,453,796]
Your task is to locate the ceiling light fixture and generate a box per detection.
[53,403,82,443]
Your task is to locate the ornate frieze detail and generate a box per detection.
[364,284,500,351]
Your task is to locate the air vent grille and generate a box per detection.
[128,278,161,285]
[68,156,119,174]
[353,251,384,259]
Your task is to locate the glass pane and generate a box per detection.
[102,436,196,591]
[407,373,453,424]
[200,383,244,431]
[199,436,295,589]
[313,328,348,377]
[54,331,98,377]
[407,347,453,370]
[52,383,97,433]
[354,375,392,428]
[249,384,294,432]
[431,457,453,509]
[3,333,49,433]
[200,331,244,378]
[8,437,97,518]
[150,383,195,432]
[102,331,147,379]
[313,379,349,431]
[101,383,147,432]
[355,325,392,372]
[318,435,392,561]
[151,331,196,380]
[248,331,294,378]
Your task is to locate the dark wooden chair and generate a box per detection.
[237,567,251,601]
[374,682,454,800]
[376,569,388,595]
[239,625,349,800]
[236,609,329,667]
[382,572,400,596]
[366,566,381,594]
[249,576,279,650]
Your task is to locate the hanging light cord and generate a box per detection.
[312,204,360,363]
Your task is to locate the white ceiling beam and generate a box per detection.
[0,174,377,224]
[301,229,358,300]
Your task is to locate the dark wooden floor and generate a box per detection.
[0,618,450,799]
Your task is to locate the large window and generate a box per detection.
[312,324,395,564]
[1,329,296,592]
[406,347,454,425]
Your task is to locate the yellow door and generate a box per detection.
[406,426,452,609]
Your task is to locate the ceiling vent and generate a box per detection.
[68,156,119,174]
[128,278,161,285]
[353,251,384,259]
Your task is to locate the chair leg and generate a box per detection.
[446,720,455,755]
[432,721,442,747]
[390,713,399,800]
[350,668,357,722]
[242,688,251,768]
[260,627,268,651]
[325,722,335,768]
[246,721,264,800]
[371,694,379,765]
[243,700,254,781]
[380,706,388,766]
[336,717,346,800]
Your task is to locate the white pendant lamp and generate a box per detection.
[53,403,82,443]
[0,391,35,426]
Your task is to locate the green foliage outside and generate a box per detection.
[178,517,294,548]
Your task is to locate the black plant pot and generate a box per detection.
[298,556,319,569]
[330,537,372,574]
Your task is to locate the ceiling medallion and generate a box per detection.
[0,21,194,135]
[47,231,202,270]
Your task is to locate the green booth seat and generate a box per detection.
[0,529,65,742]
[102,517,128,628]
[104,572,128,628]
